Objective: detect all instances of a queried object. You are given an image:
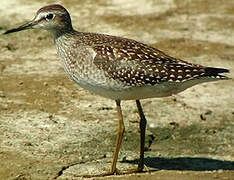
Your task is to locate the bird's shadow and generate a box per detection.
[123,157,234,171]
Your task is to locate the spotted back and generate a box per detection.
[88,33,208,87]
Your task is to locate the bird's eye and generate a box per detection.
[45,13,55,21]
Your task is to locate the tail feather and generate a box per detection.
[203,67,230,79]
[204,67,229,75]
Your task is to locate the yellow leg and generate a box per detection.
[81,100,148,178]
[110,100,125,174]
[136,100,147,172]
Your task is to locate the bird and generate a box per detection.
[4,4,229,177]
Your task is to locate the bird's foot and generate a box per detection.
[80,167,148,178]
[80,168,120,178]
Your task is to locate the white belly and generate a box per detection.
[75,77,218,100]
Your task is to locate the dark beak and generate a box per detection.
[3,21,35,34]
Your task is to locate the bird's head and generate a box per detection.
[4,4,73,36]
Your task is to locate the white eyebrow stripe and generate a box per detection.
[34,12,48,21]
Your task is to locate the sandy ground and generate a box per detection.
[0,0,234,179]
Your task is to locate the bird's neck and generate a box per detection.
[51,26,76,40]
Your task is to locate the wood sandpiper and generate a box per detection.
[4,4,230,177]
